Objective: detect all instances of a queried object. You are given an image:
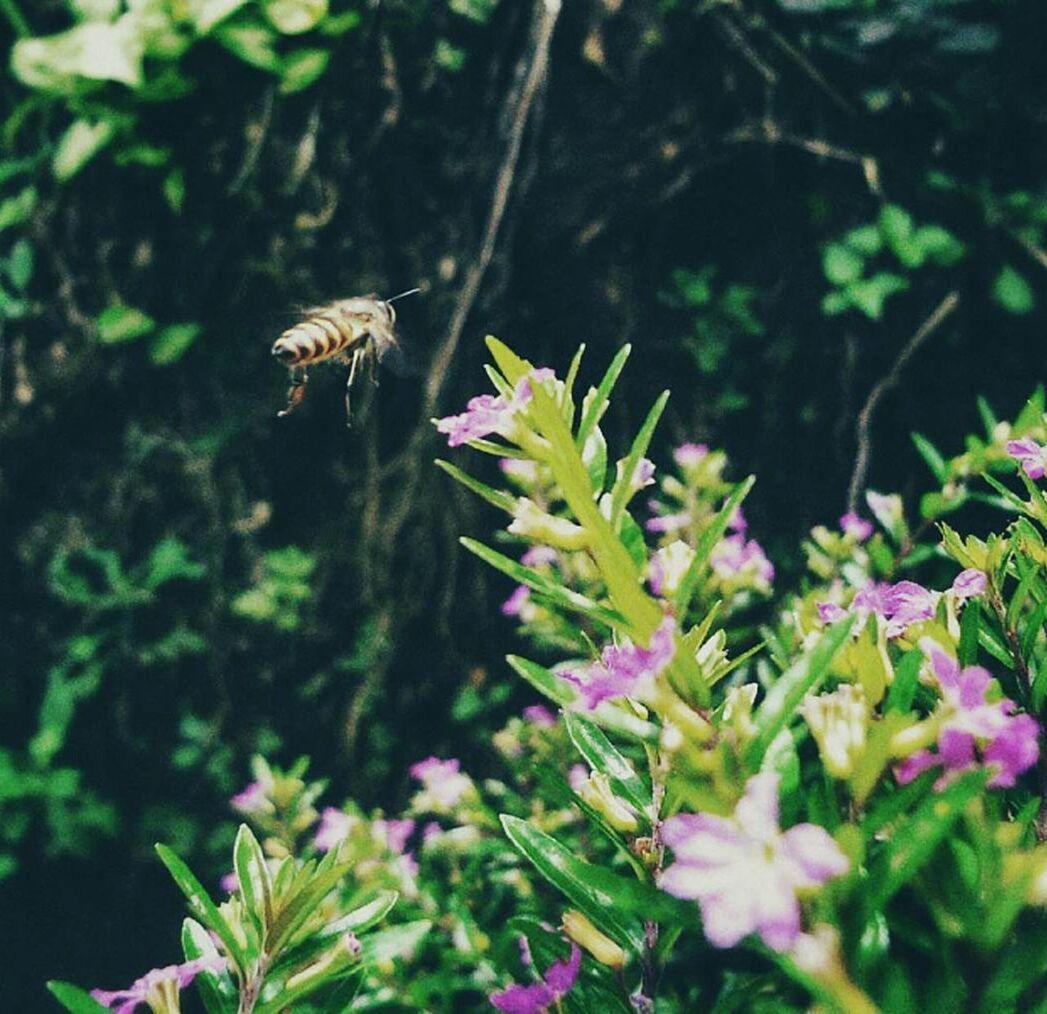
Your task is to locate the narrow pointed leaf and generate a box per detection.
[181,919,238,1014]
[576,345,630,448]
[436,460,516,513]
[911,432,948,483]
[609,391,669,523]
[46,983,110,1014]
[507,655,576,706]
[563,712,651,814]
[234,823,273,936]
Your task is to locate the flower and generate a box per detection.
[710,534,775,592]
[520,545,558,568]
[802,684,867,779]
[673,442,709,469]
[1006,437,1047,479]
[817,579,936,638]
[508,498,588,549]
[839,511,873,542]
[373,817,415,854]
[645,509,692,534]
[230,780,269,816]
[436,369,556,448]
[728,507,748,534]
[895,639,1040,789]
[951,568,986,601]
[501,585,534,618]
[314,807,359,852]
[522,704,556,727]
[561,615,676,710]
[490,941,581,1013]
[616,457,656,497]
[409,757,473,810]
[91,956,226,1013]
[658,773,848,952]
[648,540,695,598]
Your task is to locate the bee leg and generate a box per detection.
[277,368,308,418]
[344,348,363,427]
[368,347,380,388]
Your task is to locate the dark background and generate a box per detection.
[2,0,1047,1005]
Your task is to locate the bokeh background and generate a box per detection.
[2,0,1047,1005]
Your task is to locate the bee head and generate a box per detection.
[271,339,297,364]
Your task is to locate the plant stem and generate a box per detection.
[0,0,30,38]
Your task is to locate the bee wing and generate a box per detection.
[375,324,421,378]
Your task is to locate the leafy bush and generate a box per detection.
[51,340,1047,1012]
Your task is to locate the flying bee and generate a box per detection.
[271,288,420,425]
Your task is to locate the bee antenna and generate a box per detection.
[386,287,421,305]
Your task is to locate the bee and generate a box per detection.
[271,288,419,424]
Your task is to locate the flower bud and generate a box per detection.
[508,498,589,550]
[562,909,626,969]
[575,771,640,833]
[802,684,867,779]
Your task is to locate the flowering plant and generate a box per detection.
[49,340,1047,1011]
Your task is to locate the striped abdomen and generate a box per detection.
[271,313,362,366]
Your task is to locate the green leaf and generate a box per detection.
[843,224,883,256]
[436,460,516,513]
[97,305,156,344]
[164,168,186,213]
[673,476,755,614]
[609,391,669,523]
[234,823,273,936]
[215,16,282,72]
[279,48,330,93]
[879,204,915,261]
[356,919,431,965]
[563,713,651,814]
[576,345,631,449]
[8,239,33,291]
[823,242,864,285]
[188,0,252,33]
[744,617,854,769]
[266,860,353,955]
[12,23,144,92]
[181,918,238,1014]
[846,272,908,320]
[0,186,37,232]
[46,982,110,1013]
[911,432,948,483]
[507,655,575,707]
[993,264,1035,315]
[52,118,116,182]
[150,323,202,365]
[865,769,990,913]
[460,538,623,628]
[958,599,980,667]
[155,843,247,974]
[913,225,965,266]
[265,0,328,34]
[500,816,691,954]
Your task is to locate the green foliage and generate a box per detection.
[231,545,317,632]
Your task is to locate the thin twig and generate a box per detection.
[229,87,275,195]
[847,292,959,512]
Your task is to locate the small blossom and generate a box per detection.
[508,498,588,549]
[422,821,442,846]
[373,817,415,854]
[616,457,656,496]
[562,910,625,969]
[658,773,848,952]
[728,507,748,534]
[522,704,556,727]
[521,545,558,568]
[562,615,676,710]
[314,807,359,852]
[648,540,695,598]
[1006,437,1047,479]
[839,511,873,542]
[500,457,540,484]
[567,764,588,792]
[501,585,534,619]
[574,771,640,833]
[865,491,904,533]
[645,509,692,534]
[230,780,269,816]
[710,534,775,592]
[951,568,987,601]
[410,757,473,810]
[895,639,1040,789]
[490,942,581,1013]
[817,579,937,638]
[436,370,556,448]
[91,956,227,1014]
[219,871,238,894]
[673,442,709,469]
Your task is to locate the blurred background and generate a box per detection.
[2,0,1046,1005]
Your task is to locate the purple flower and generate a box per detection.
[521,545,558,568]
[314,807,359,852]
[710,534,775,591]
[410,757,473,809]
[230,780,269,816]
[896,639,1040,789]
[645,509,692,534]
[728,507,748,534]
[673,442,709,469]
[436,370,556,448]
[523,705,556,727]
[658,773,848,952]
[951,568,986,601]
[561,615,676,710]
[1006,437,1047,479]
[219,871,238,894]
[373,817,415,854]
[648,540,694,598]
[501,585,532,618]
[617,457,656,496]
[92,956,226,1013]
[839,511,873,542]
[490,942,581,1013]
[817,579,937,638]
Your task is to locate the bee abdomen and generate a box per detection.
[271,316,353,366]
